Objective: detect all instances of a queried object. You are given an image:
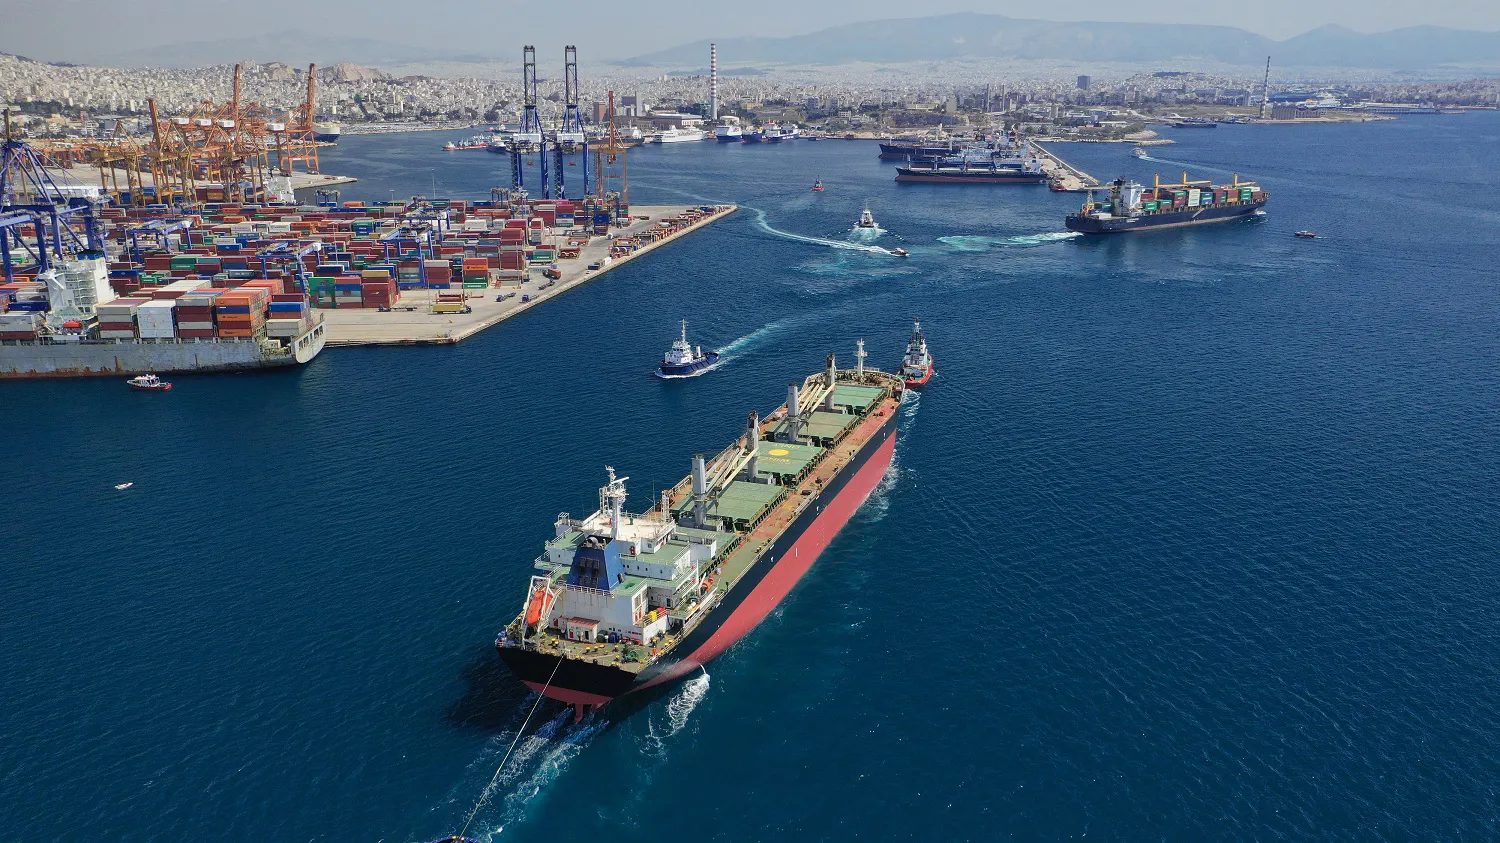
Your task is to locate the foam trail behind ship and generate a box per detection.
[748,207,892,255]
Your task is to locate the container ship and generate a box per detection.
[1065,173,1267,234]
[0,259,326,378]
[496,345,903,719]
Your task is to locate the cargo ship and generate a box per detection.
[496,344,903,719]
[1065,173,1267,235]
[879,139,963,160]
[894,156,1048,184]
[0,326,325,378]
[312,122,342,143]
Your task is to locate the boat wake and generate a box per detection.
[938,232,1079,251]
[713,318,799,367]
[444,707,604,841]
[641,669,711,757]
[748,207,892,255]
[846,225,885,242]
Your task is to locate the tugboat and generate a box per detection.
[898,320,933,388]
[127,374,172,391]
[856,208,878,229]
[812,179,824,192]
[658,320,719,378]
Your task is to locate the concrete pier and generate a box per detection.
[322,204,737,346]
[1029,142,1100,191]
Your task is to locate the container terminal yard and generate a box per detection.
[0,49,741,376]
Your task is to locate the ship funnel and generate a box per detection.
[745,411,760,479]
[692,454,708,526]
[825,354,837,411]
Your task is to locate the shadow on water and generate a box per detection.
[446,642,710,737]
[447,644,566,733]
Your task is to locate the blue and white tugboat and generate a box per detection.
[658,320,719,378]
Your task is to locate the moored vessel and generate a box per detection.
[895,157,1048,184]
[714,117,743,142]
[898,320,932,388]
[658,320,719,378]
[496,344,904,719]
[1065,173,1268,235]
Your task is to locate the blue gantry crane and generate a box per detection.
[556,45,589,200]
[1,114,105,283]
[511,46,547,196]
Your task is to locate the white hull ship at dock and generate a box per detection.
[0,321,326,378]
[497,343,904,720]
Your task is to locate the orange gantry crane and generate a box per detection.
[271,64,320,177]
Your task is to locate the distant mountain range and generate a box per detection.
[624,14,1500,71]
[96,30,490,69]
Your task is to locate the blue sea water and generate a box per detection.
[5,114,1500,841]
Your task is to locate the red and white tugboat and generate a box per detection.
[127,374,172,391]
[898,320,933,388]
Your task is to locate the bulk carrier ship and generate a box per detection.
[496,343,903,719]
[1066,173,1267,234]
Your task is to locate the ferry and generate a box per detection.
[898,321,933,388]
[658,321,719,378]
[650,127,708,144]
[714,117,744,142]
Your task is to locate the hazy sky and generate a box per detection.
[2,0,1497,63]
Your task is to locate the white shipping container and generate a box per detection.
[138,327,177,339]
[99,330,137,339]
[0,312,41,328]
[178,321,215,330]
[1187,188,1201,205]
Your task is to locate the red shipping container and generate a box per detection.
[178,328,216,338]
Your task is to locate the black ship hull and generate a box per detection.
[496,407,900,706]
[895,167,1048,184]
[1066,201,1266,234]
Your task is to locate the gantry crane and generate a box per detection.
[591,90,629,215]
[511,46,546,196]
[272,64,320,176]
[553,45,589,199]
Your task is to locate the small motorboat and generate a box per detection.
[890,248,909,257]
[658,320,719,378]
[856,208,878,229]
[1132,146,1148,159]
[898,319,933,388]
[1294,230,1318,238]
[811,179,824,192]
[114,482,133,491]
[127,374,172,391]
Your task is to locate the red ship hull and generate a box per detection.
[902,362,933,388]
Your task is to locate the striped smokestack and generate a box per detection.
[710,43,718,121]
